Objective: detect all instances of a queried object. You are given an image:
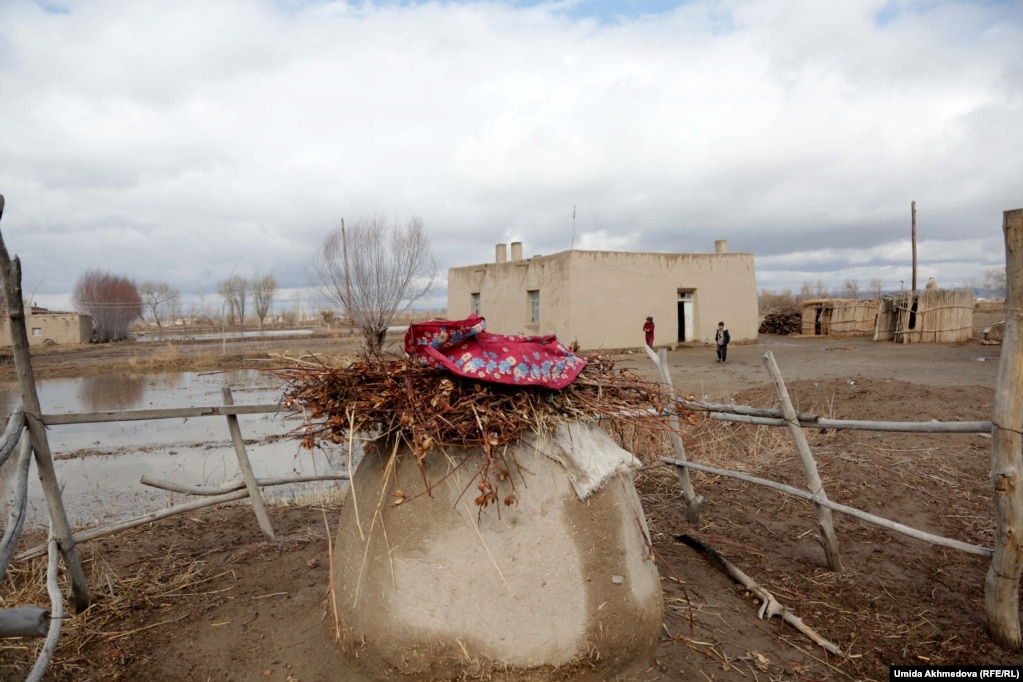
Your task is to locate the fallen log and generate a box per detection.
[677,534,843,656]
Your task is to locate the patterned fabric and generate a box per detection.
[404,315,586,389]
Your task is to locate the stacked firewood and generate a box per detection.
[758,310,802,335]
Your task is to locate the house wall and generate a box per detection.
[447,252,573,338]
[448,248,758,350]
[0,307,93,346]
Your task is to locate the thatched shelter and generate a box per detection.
[874,288,975,344]
[800,298,879,337]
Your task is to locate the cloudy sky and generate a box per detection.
[0,0,1019,315]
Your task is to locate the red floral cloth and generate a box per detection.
[403,315,586,389]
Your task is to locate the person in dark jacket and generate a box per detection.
[715,321,730,362]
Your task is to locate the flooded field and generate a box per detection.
[0,369,351,528]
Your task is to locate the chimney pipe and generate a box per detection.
[511,241,523,261]
[715,240,728,254]
[496,243,508,263]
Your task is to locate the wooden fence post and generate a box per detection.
[222,387,276,540]
[763,351,844,572]
[987,207,1023,649]
[645,346,702,523]
[0,195,90,611]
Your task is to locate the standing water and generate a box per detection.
[0,369,352,528]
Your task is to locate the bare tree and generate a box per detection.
[843,279,860,299]
[72,269,142,342]
[249,273,277,330]
[217,275,248,327]
[868,277,884,299]
[798,281,813,302]
[983,266,1007,297]
[139,280,180,331]
[313,215,437,352]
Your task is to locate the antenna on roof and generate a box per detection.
[571,205,576,250]
[29,276,43,310]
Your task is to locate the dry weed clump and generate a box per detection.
[0,542,223,680]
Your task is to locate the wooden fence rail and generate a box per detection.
[40,403,285,425]
[657,352,996,567]
[23,397,347,552]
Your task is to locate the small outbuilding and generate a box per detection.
[801,298,879,338]
[0,305,92,347]
[874,288,975,344]
[800,289,974,344]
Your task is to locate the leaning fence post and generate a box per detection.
[0,195,90,611]
[986,207,1023,650]
[645,346,702,523]
[763,351,844,572]
[222,387,276,540]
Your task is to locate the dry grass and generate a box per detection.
[0,541,224,679]
[0,496,343,681]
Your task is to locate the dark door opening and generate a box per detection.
[676,291,693,342]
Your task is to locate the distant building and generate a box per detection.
[447,240,758,350]
[800,288,975,344]
[0,305,93,347]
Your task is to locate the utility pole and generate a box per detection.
[571,205,576,250]
[911,201,918,291]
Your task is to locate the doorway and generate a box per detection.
[677,291,693,342]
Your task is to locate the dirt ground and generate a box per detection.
[1,306,1018,681]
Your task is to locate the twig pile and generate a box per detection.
[276,351,691,462]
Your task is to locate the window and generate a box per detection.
[471,292,481,316]
[528,290,539,324]
[31,328,41,336]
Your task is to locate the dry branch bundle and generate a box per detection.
[275,352,693,506]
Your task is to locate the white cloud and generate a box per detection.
[0,0,1019,316]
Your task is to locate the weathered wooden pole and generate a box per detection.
[763,351,844,572]
[0,195,89,611]
[911,200,918,292]
[645,345,702,523]
[222,387,275,540]
[986,207,1023,649]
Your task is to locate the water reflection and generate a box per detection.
[81,374,146,412]
[0,369,351,528]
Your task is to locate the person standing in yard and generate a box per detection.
[715,321,730,363]
[643,316,655,349]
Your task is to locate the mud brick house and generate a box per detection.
[0,306,92,347]
[447,240,758,350]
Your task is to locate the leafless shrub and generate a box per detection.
[217,274,247,327]
[139,280,180,331]
[249,273,277,330]
[72,269,142,342]
[312,215,437,352]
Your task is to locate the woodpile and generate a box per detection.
[759,311,801,335]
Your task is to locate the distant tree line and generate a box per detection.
[65,212,438,349]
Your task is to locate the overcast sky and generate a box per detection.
[0,0,1019,315]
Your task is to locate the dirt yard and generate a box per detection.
[1,306,1018,681]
